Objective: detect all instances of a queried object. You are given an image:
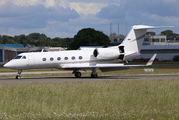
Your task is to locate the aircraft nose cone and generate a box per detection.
[4,62,10,68]
[4,62,15,69]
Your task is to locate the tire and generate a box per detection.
[16,75,21,79]
[91,73,98,78]
[75,72,81,78]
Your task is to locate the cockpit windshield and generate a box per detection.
[22,56,26,59]
[14,56,22,59]
[14,56,26,59]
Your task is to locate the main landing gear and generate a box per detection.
[73,70,82,78]
[16,70,22,79]
[75,72,81,78]
[73,68,98,78]
[91,68,98,78]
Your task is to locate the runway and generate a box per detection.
[0,74,179,84]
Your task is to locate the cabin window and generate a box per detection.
[65,57,68,60]
[14,56,22,59]
[79,56,83,60]
[50,57,54,61]
[57,57,61,61]
[22,56,26,59]
[42,58,46,61]
[72,56,75,60]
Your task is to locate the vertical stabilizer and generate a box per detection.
[120,25,172,60]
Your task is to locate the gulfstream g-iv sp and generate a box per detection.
[4,25,172,79]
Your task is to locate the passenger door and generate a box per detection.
[28,55,35,67]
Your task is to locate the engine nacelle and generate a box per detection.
[93,47,120,59]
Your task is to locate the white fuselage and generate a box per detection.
[4,49,121,70]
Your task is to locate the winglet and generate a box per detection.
[146,54,157,66]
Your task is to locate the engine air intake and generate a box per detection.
[93,49,99,57]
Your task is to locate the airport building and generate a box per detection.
[135,45,179,62]
[109,35,125,46]
[0,46,16,62]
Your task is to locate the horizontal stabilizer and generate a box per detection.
[132,25,174,30]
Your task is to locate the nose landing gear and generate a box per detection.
[16,70,23,79]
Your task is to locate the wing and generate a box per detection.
[61,63,147,69]
[61,54,157,69]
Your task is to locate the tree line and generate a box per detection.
[161,30,179,36]
[0,33,73,49]
[0,28,110,50]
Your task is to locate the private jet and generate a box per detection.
[4,25,171,79]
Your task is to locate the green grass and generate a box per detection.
[0,79,179,119]
[0,66,179,119]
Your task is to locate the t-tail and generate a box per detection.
[119,25,173,60]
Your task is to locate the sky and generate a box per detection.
[0,0,178,38]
